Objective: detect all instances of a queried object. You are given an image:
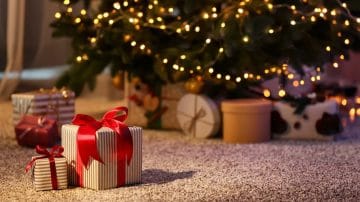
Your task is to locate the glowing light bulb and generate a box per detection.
[225,75,231,80]
[93,19,99,25]
[216,73,222,79]
[238,8,244,14]
[278,89,286,97]
[333,62,339,68]
[196,66,201,70]
[244,73,249,79]
[63,0,70,5]
[221,22,226,28]
[131,41,137,46]
[162,58,168,64]
[344,20,350,26]
[172,64,179,70]
[80,9,86,15]
[114,2,121,9]
[290,20,296,25]
[168,7,174,13]
[342,99,347,106]
[123,1,129,7]
[185,24,190,32]
[194,26,200,32]
[242,36,249,43]
[310,16,316,22]
[268,29,274,34]
[140,44,146,50]
[54,12,61,19]
[219,47,224,53]
[326,46,331,52]
[90,37,96,43]
[67,7,72,13]
[300,80,305,85]
[76,56,82,62]
[180,55,186,60]
[208,68,214,74]
[236,77,241,83]
[109,20,114,25]
[103,12,109,18]
[344,39,350,45]
[203,13,209,19]
[205,38,211,44]
[340,55,345,60]
[263,89,271,98]
[287,74,294,79]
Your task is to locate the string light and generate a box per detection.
[278,89,286,97]
[54,12,61,19]
[242,36,249,43]
[113,2,121,10]
[263,89,271,97]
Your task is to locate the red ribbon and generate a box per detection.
[25,145,64,190]
[72,106,133,187]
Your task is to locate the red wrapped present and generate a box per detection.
[62,106,142,190]
[15,115,59,147]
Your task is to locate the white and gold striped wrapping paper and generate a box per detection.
[32,157,68,191]
[11,92,75,126]
[61,125,142,190]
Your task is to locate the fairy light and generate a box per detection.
[316,75,321,81]
[219,47,224,53]
[290,20,296,26]
[263,89,271,98]
[357,108,360,116]
[195,26,200,32]
[341,99,347,106]
[137,12,143,18]
[160,25,166,30]
[123,1,129,7]
[311,76,316,82]
[242,36,249,43]
[63,0,70,5]
[235,77,241,83]
[203,13,209,19]
[176,28,182,33]
[185,24,190,32]
[278,89,286,97]
[93,19,99,25]
[225,75,231,81]
[244,73,249,79]
[80,9,86,15]
[103,12,109,18]
[208,67,214,74]
[172,64,179,70]
[162,58,168,64]
[54,12,61,19]
[267,3,273,10]
[131,41,137,46]
[221,22,226,28]
[293,80,299,87]
[212,7,217,12]
[330,10,336,16]
[180,66,185,72]
[90,37,97,43]
[75,18,81,23]
[238,8,244,14]
[148,4,153,9]
[67,7,72,13]
[268,29,274,34]
[109,19,114,25]
[180,55,186,60]
[216,73,222,79]
[76,56,82,62]
[148,18,154,23]
[333,62,339,68]
[342,3,347,8]
[168,7,174,13]
[340,54,345,60]
[205,38,211,44]
[212,13,218,18]
[326,46,331,52]
[344,39,350,45]
[196,66,201,70]
[114,2,121,9]
[291,5,296,10]
[287,74,294,79]
[300,80,305,85]
[344,20,350,26]
[310,16,316,22]
[139,44,146,50]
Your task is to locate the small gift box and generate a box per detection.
[15,115,59,147]
[25,145,68,191]
[61,106,142,190]
[272,100,342,140]
[177,94,221,138]
[11,87,75,128]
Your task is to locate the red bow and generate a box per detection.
[25,145,64,190]
[72,106,133,187]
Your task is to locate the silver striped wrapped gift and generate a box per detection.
[32,157,68,191]
[11,88,75,127]
[61,125,142,190]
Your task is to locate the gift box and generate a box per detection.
[11,87,75,128]
[26,146,68,191]
[177,94,221,138]
[221,99,272,143]
[15,115,59,147]
[272,100,342,140]
[125,78,186,129]
[61,106,142,190]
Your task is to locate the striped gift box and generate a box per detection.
[61,125,142,190]
[11,89,75,127]
[32,157,68,191]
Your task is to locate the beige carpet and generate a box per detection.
[1,98,360,201]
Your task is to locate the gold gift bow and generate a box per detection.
[183,108,206,137]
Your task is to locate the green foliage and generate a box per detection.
[51,0,360,96]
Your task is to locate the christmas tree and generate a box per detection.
[51,0,360,97]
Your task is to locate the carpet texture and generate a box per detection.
[1,98,360,201]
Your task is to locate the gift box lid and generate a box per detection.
[221,99,272,113]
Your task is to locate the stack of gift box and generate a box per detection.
[13,88,142,191]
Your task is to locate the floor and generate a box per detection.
[1,98,360,201]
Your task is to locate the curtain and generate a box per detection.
[0,0,72,100]
[0,0,25,100]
